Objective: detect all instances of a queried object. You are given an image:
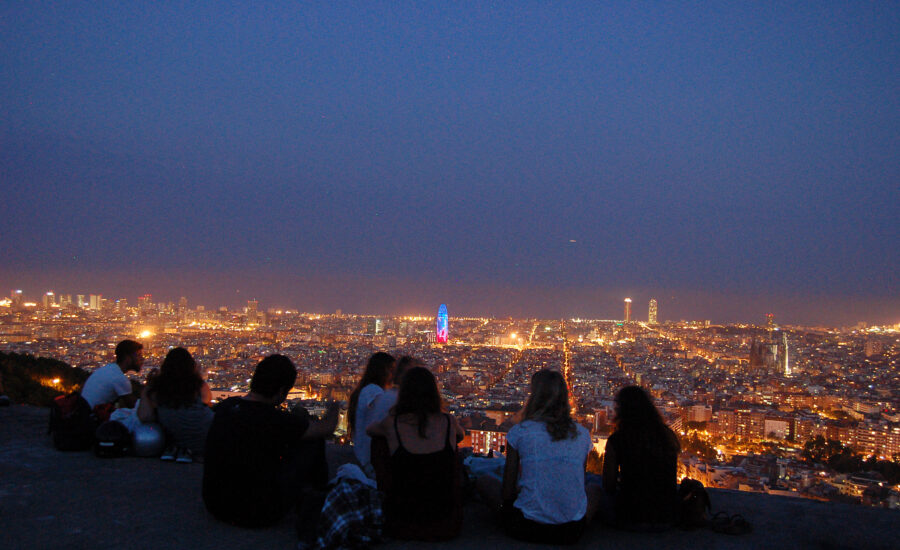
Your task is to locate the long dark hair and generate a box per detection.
[393,366,442,438]
[348,351,395,434]
[613,385,680,456]
[147,347,203,408]
[522,369,577,441]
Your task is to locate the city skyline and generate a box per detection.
[4,283,897,329]
[2,4,898,325]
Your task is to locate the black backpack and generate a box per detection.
[48,392,97,451]
[678,478,711,529]
[94,420,131,458]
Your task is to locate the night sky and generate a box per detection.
[2,3,898,325]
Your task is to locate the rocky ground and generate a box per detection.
[1,404,895,549]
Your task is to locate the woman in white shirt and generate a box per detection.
[347,352,395,475]
[477,369,600,545]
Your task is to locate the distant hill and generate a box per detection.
[0,351,89,406]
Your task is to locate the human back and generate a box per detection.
[367,366,463,540]
[603,385,680,527]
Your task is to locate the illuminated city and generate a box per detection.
[1,3,897,545]
[2,289,897,506]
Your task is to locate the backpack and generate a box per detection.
[48,392,97,451]
[678,478,711,529]
[94,420,131,458]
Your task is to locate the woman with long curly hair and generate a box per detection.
[477,369,597,545]
[137,347,213,462]
[603,385,680,528]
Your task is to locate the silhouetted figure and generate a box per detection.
[348,351,395,475]
[137,347,213,462]
[368,355,423,426]
[477,369,598,545]
[203,354,338,532]
[603,385,680,530]
[367,366,464,540]
[81,339,143,409]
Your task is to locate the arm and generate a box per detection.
[366,415,389,438]
[200,382,212,406]
[302,401,340,440]
[602,443,619,495]
[501,445,520,504]
[136,386,156,423]
[450,415,465,444]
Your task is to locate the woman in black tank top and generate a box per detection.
[367,367,464,540]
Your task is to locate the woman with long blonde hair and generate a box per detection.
[477,369,598,545]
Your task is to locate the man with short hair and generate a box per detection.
[203,354,339,530]
[81,339,143,409]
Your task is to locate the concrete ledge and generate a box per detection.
[1,405,895,550]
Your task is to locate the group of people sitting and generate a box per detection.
[79,342,681,546]
[344,351,682,545]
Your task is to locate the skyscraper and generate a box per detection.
[436,304,449,343]
[42,291,55,309]
[648,299,658,325]
[624,298,632,323]
[766,313,775,331]
[781,332,791,377]
[246,300,258,325]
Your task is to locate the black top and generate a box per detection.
[386,414,459,539]
[202,397,309,527]
[605,427,679,525]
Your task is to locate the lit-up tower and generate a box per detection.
[648,299,658,325]
[624,298,632,323]
[765,313,775,331]
[781,332,791,377]
[246,300,258,325]
[436,304,449,343]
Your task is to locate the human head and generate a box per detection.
[363,351,395,388]
[347,351,396,433]
[151,347,202,408]
[522,369,576,440]
[394,366,441,437]
[249,354,297,402]
[613,385,664,431]
[394,355,424,387]
[115,339,144,372]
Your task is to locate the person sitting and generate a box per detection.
[81,339,143,411]
[366,366,465,540]
[347,351,395,475]
[602,385,680,530]
[476,369,598,545]
[137,347,213,463]
[202,354,339,533]
[367,355,422,425]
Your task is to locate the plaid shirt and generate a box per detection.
[314,478,384,549]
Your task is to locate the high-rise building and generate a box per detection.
[781,332,791,377]
[436,304,449,343]
[42,291,55,309]
[11,290,23,307]
[648,299,658,325]
[246,300,258,325]
[75,294,85,309]
[89,294,102,310]
[624,298,632,323]
[766,313,775,331]
[366,318,383,335]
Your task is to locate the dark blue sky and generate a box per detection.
[2,2,898,324]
